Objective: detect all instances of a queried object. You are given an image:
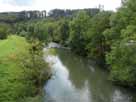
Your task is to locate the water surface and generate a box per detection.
[44,48,135,102]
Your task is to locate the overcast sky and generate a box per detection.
[0,0,122,12]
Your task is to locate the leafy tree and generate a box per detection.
[54,19,70,45]
[106,40,136,86]
[69,11,91,55]
[106,0,136,86]
[21,39,50,94]
[86,11,112,63]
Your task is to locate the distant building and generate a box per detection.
[0,10,47,23]
[98,4,104,11]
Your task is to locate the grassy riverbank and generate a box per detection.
[0,35,48,102]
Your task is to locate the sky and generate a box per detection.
[0,0,122,12]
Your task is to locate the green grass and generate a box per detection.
[0,35,28,58]
[0,35,34,102]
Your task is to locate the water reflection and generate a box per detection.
[112,89,131,102]
[44,48,134,102]
[45,55,91,102]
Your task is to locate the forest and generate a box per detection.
[1,0,136,102]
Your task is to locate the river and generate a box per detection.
[44,48,135,102]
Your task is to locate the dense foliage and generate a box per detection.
[1,0,136,101]
[12,2,136,87]
[105,0,136,86]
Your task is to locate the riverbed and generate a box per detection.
[44,48,135,102]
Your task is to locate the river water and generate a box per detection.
[44,48,135,102]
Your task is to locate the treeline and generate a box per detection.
[48,8,100,19]
[0,8,100,23]
[13,10,111,62]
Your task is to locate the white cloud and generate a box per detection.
[2,0,34,6]
[0,0,121,12]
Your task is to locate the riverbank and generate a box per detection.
[0,36,50,102]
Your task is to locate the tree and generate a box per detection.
[69,11,91,55]
[105,0,136,86]
[106,40,136,86]
[55,19,70,45]
[86,11,112,64]
[21,39,50,93]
